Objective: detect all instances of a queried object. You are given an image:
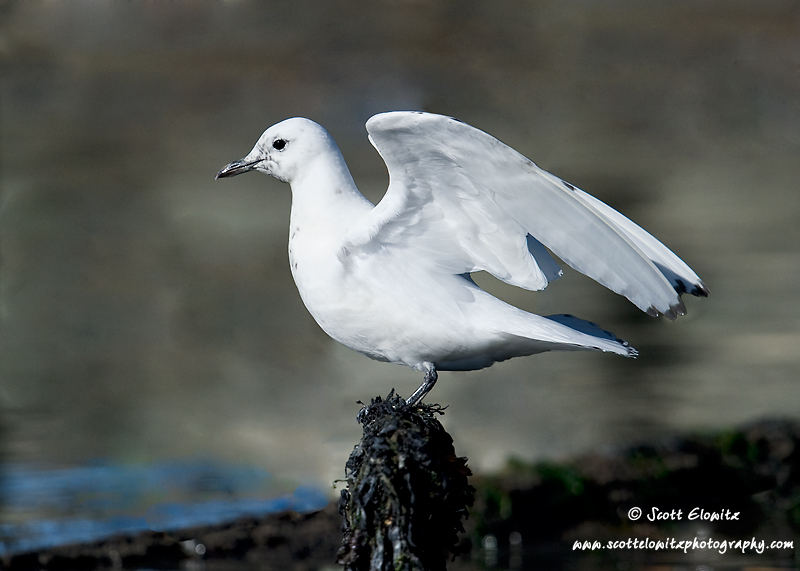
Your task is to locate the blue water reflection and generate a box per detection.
[0,460,328,556]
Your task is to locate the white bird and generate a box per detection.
[216,112,707,405]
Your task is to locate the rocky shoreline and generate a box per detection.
[4,418,798,570]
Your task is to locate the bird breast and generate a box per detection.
[287,222,358,328]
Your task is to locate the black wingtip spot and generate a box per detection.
[562,181,577,191]
[664,300,687,320]
[693,281,710,297]
[675,278,709,298]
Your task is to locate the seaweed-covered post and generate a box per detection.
[337,391,474,571]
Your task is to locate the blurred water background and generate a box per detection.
[1,0,799,558]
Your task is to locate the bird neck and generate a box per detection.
[288,149,372,235]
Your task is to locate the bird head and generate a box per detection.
[216,117,333,184]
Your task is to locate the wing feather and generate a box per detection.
[345,111,704,318]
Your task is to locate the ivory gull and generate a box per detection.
[216,112,707,405]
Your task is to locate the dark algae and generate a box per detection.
[337,391,475,571]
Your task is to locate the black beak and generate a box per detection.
[215,158,261,179]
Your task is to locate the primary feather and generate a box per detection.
[352,112,706,318]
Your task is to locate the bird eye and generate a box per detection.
[272,139,287,151]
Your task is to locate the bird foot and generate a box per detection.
[405,369,438,406]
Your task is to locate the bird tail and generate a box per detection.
[543,313,637,357]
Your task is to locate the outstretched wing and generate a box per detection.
[344,111,706,319]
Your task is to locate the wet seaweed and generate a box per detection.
[337,391,474,571]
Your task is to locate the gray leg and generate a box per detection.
[405,368,438,406]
